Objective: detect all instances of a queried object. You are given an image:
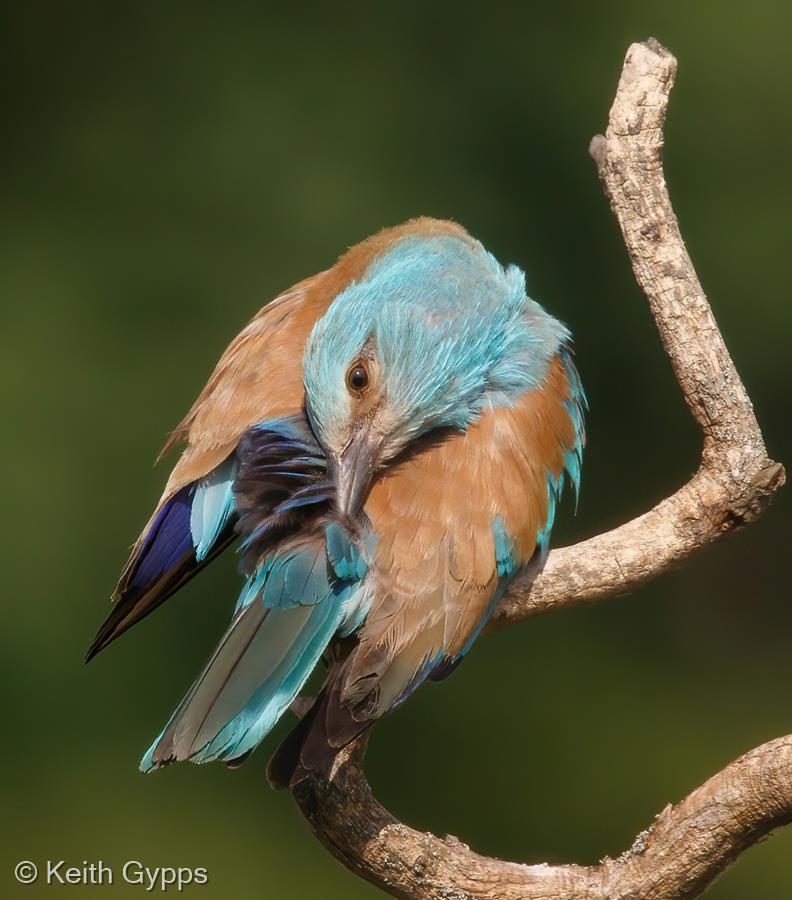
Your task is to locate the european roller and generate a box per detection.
[87,218,586,786]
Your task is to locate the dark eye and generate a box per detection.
[346,362,370,394]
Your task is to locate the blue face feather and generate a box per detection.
[303,233,571,464]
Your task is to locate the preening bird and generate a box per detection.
[87,218,586,786]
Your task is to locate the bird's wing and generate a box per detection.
[337,350,585,737]
[87,410,333,660]
[86,273,339,661]
[141,428,370,771]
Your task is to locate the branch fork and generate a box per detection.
[289,39,786,899]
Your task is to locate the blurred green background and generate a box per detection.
[2,2,790,897]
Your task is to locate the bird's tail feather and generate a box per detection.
[141,593,344,772]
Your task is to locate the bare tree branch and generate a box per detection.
[491,37,784,629]
[289,38,787,899]
[294,734,792,900]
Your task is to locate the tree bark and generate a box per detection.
[289,39,786,899]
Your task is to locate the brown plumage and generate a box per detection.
[88,217,585,782]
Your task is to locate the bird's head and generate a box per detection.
[302,225,569,520]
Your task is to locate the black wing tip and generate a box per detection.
[84,597,129,663]
[84,622,116,663]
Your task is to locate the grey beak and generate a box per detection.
[332,430,379,521]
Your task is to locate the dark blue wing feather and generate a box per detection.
[87,415,329,662]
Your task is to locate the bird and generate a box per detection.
[87,217,586,787]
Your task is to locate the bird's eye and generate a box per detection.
[346,362,370,395]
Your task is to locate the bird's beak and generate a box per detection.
[332,428,380,521]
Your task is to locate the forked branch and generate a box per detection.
[290,39,787,899]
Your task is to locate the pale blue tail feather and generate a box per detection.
[141,528,369,771]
